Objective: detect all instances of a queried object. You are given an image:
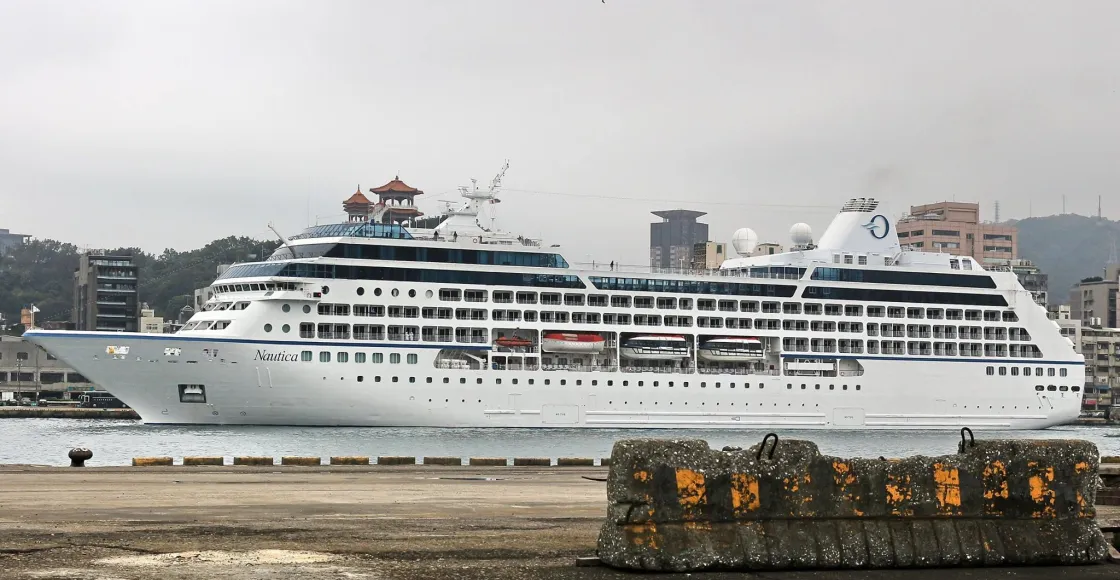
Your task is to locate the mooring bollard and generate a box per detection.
[68,448,92,467]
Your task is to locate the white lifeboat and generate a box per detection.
[541,332,605,354]
[620,335,690,360]
[698,337,764,362]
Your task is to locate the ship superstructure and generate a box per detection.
[24,173,1085,428]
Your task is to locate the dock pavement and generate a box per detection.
[0,465,1117,579]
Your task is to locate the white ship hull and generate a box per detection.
[24,330,1083,429]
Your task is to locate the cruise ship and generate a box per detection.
[24,172,1085,429]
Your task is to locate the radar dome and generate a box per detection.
[731,227,758,256]
[790,223,813,246]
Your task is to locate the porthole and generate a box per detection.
[357,287,365,296]
[263,324,272,332]
[303,305,311,314]
[281,324,290,333]
[425,290,434,299]
[322,286,330,295]
[409,289,416,298]
[282,304,291,313]
[392,288,400,297]
[358,376,364,382]
[374,288,383,296]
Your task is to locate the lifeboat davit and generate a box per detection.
[541,332,605,354]
[495,336,533,348]
[698,337,764,362]
[620,335,690,360]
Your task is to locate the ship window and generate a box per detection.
[1047,385,1057,391]
[1023,367,1031,376]
[372,353,383,363]
[407,354,418,364]
[391,376,398,382]
[301,351,312,361]
[529,379,534,385]
[561,380,567,386]
[283,304,291,313]
[545,379,550,385]
[282,324,290,333]
[319,352,331,363]
[263,324,272,332]
[1047,368,1055,376]
[1072,386,1080,392]
[858,255,867,265]
[337,352,349,363]
[1060,369,1068,377]
[1059,385,1069,391]
[1036,367,1043,376]
[1011,367,1018,376]
[390,353,400,364]
[986,366,994,376]
[607,380,613,386]
[299,323,314,338]
[355,353,366,363]
[803,286,1008,307]
[443,377,449,383]
[1035,385,1044,391]
[998,367,1006,376]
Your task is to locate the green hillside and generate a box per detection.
[0,237,278,329]
[1012,214,1120,304]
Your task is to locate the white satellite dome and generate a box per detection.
[731,227,758,256]
[790,223,813,247]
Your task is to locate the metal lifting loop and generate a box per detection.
[757,433,779,462]
[958,427,975,454]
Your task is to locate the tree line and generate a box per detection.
[0,237,279,332]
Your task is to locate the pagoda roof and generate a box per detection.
[371,176,423,195]
[343,189,372,205]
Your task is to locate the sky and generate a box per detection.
[2,0,1120,267]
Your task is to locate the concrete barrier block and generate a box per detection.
[132,457,173,467]
[377,456,416,465]
[557,457,594,466]
[280,456,321,466]
[183,456,224,466]
[423,456,462,466]
[329,456,370,465]
[233,456,274,466]
[469,457,507,466]
[597,437,1110,571]
[513,457,550,466]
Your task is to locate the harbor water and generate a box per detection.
[2,419,1119,466]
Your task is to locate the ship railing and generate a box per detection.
[621,366,695,374]
[493,298,514,304]
[839,370,865,376]
[540,364,619,372]
[697,368,779,376]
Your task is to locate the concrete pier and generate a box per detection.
[0,406,139,419]
[0,465,1116,579]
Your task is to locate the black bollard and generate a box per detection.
[69,448,92,467]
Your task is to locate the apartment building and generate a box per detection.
[895,202,1017,265]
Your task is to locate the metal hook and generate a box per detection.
[757,433,779,462]
[958,427,975,453]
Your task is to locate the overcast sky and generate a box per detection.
[2,0,1119,266]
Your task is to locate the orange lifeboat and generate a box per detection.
[541,332,606,354]
[495,336,533,348]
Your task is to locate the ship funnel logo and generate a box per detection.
[862,214,890,240]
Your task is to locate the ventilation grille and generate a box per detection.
[840,198,880,213]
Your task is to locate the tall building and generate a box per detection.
[1069,265,1120,328]
[1080,326,1120,410]
[0,228,29,255]
[650,210,709,270]
[989,258,1048,306]
[73,253,140,332]
[690,241,727,270]
[895,202,1017,265]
